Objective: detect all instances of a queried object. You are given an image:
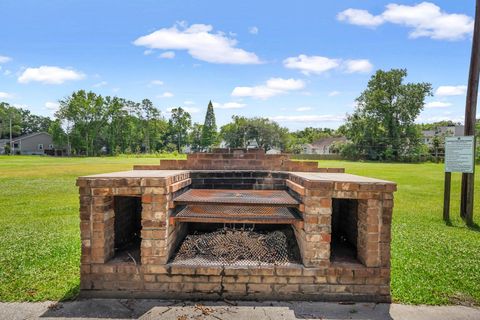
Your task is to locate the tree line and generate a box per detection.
[1,68,477,161]
[0,91,339,156]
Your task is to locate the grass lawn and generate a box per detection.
[0,156,479,304]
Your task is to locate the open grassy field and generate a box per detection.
[0,156,479,304]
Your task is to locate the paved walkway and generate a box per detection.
[1,299,479,320]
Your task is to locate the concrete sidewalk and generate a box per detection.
[1,299,479,320]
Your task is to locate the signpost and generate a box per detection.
[460,0,480,227]
[443,136,476,222]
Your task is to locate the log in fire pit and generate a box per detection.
[77,149,396,301]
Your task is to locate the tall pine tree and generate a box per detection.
[201,100,217,149]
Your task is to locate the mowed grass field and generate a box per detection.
[0,156,479,304]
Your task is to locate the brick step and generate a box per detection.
[173,189,299,207]
[172,204,302,226]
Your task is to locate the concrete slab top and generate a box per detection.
[80,170,189,179]
[79,169,395,187]
[290,172,396,185]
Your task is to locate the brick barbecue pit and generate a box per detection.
[77,149,396,302]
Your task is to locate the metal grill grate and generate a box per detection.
[170,228,300,266]
[174,189,299,206]
[173,205,300,225]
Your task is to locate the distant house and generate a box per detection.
[0,132,55,155]
[266,148,281,155]
[246,139,259,149]
[421,125,464,147]
[303,137,347,155]
[0,139,9,154]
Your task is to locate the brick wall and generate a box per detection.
[80,263,390,302]
[133,149,345,173]
[287,174,395,269]
[77,167,395,302]
[190,171,288,190]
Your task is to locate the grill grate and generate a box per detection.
[170,228,300,266]
[174,189,299,206]
[173,205,300,225]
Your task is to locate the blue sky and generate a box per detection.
[0,0,476,130]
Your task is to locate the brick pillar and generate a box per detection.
[357,195,393,268]
[357,199,380,267]
[141,187,170,265]
[379,194,394,267]
[301,182,334,267]
[90,192,115,263]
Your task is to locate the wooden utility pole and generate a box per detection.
[461,0,480,226]
[9,114,13,155]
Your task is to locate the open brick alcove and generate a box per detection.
[78,149,396,302]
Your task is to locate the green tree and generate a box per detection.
[291,127,335,144]
[220,116,248,148]
[55,90,107,156]
[0,102,22,139]
[48,119,68,148]
[20,110,52,135]
[220,116,289,151]
[167,107,192,152]
[189,123,204,152]
[201,100,217,149]
[343,69,432,161]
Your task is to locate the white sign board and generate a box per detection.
[445,136,475,173]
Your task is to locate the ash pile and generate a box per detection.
[171,227,300,266]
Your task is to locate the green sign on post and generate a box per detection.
[443,136,476,222]
[445,136,475,173]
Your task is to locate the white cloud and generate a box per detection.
[149,80,164,86]
[158,91,174,98]
[265,78,305,91]
[0,92,13,99]
[3,69,12,76]
[249,26,259,35]
[184,100,195,105]
[337,9,384,27]
[184,107,200,113]
[344,59,373,73]
[284,54,373,75]
[270,114,345,123]
[213,101,246,109]
[435,85,467,96]
[283,54,340,75]
[45,101,59,111]
[296,107,312,112]
[143,49,154,55]
[0,55,11,63]
[159,51,175,59]
[12,104,29,109]
[167,106,199,113]
[232,77,305,100]
[93,81,108,88]
[337,2,473,41]
[425,101,452,108]
[328,90,341,96]
[417,115,464,123]
[18,66,85,84]
[133,22,261,64]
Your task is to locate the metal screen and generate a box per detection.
[170,227,299,266]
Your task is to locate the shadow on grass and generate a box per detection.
[444,219,480,233]
[467,222,480,233]
[59,284,80,302]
